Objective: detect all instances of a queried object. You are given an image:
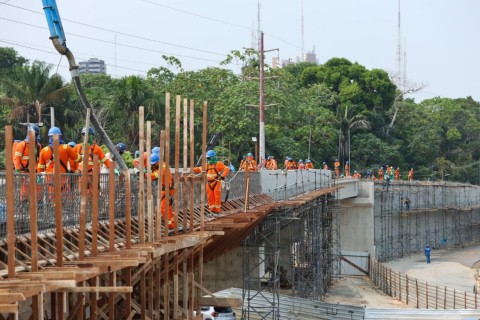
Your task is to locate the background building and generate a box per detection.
[78,58,107,75]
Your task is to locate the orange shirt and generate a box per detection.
[194,162,230,181]
[133,153,148,169]
[266,159,278,170]
[14,140,41,172]
[37,145,82,173]
[334,161,340,170]
[240,158,257,172]
[151,164,172,188]
[74,143,110,172]
[286,161,297,170]
[305,162,313,169]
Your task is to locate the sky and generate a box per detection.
[1,0,479,102]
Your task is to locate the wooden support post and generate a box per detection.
[444,286,447,309]
[201,101,207,230]
[174,252,179,319]
[109,272,115,320]
[389,268,392,296]
[415,279,419,308]
[53,134,63,267]
[125,170,132,249]
[426,282,429,309]
[139,106,145,244]
[197,247,204,316]
[435,286,438,309]
[453,289,456,309]
[148,266,153,320]
[155,257,161,319]
[146,121,153,242]
[399,272,402,301]
[174,95,181,236]
[109,161,115,252]
[189,99,195,233]
[165,93,171,238]
[406,274,409,305]
[183,259,188,318]
[125,268,132,318]
[79,109,91,260]
[164,252,170,319]
[141,267,146,320]
[27,129,38,272]
[5,126,15,278]
[92,155,99,256]
[189,253,194,318]
[183,98,188,233]
[89,277,97,320]
[158,131,166,240]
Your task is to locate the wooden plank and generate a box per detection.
[0,294,25,303]
[92,155,100,258]
[0,303,18,314]
[139,106,145,244]
[125,170,132,249]
[109,161,116,252]
[164,93,171,238]
[79,108,92,261]
[146,121,153,242]
[56,287,132,293]
[174,95,181,237]
[189,99,195,233]
[53,134,64,268]
[197,296,243,308]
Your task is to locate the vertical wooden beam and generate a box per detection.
[146,121,153,241]
[109,161,115,252]
[189,99,195,233]
[89,277,97,320]
[154,257,161,320]
[139,106,145,244]
[157,131,166,240]
[79,109,91,260]
[53,134,63,267]
[165,93,171,238]
[174,95,181,235]
[148,263,154,320]
[183,98,188,233]
[174,252,179,319]
[163,253,169,319]
[28,130,38,271]
[201,101,207,231]
[5,126,15,278]
[125,268,132,318]
[183,258,188,318]
[189,253,194,318]
[92,155,99,256]
[125,170,132,249]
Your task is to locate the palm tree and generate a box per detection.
[0,61,71,124]
[334,105,371,166]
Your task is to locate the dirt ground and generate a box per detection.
[324,244,480,308]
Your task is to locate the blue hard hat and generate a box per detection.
[152,146,160,154]
[28,124,40,135]
[247,153,253,157]
[306,159,311,163]
[299,159,303,162]
[81,127,94,135]
[116,143,127,153]
[151,153,160,165]
[206,150,216,158]
[68,141,76,148]
[287,157,292,161]
[135,150,140,158]
[48,126,62,137]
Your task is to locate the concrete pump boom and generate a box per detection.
[41,0,128,171]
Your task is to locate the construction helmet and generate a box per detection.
[151,153,160,165]
[28,124,40,136]
[135,150,140,158]
[306,159,311,163]
[81,127,95,135]
[152,146,160,154]
[206,150,216,158]
[116,143,127,154]
[247,152,253,157]
[68,141,76,148]
[48,127,62,136]
[299,159,303,163]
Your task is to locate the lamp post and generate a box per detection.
[252,136,258,164]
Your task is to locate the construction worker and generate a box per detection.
[240,153,257,172]
[394,167,400,181]
[344,161,350,177]
[14,124,42,200]
[193,150,230,214]
[305,159,313,169]
[408,168,414,181]
[334,159,340,177]
[352,170,361,179]
[37,127,82,174]
[265,156,278,170]
[424,245,431,264]
[323,162,328,170]
[285,157,297,170]
[74,127,111,172]
[378,167,384,181]
[150,153,175,229]
[38,127,83,196]
[298,159,306,170]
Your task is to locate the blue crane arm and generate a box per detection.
[41,0,66,48]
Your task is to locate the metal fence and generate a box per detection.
[370,256,480,309]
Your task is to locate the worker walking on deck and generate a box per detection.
[424,245,431,264]
[305,159,313,169]
[194,150,230,214]
[334,159,340,177]
[265,156,278,170]
[150,153,175,229]
[408,168,414,181]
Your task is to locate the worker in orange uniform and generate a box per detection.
[394,167,400,181]
[14,124,42,200]
[334,159,340,177]
[344,161,350,177]
[298,159,306,170]
[378,167,384,180]
[240,153,257,172]
[193,150,230,214]
[285,157,297,170]
[322,162,328,170]
[352,170,361,179]
[265,156,278,170]
[74,127,111,172]
[408,168,414,181]
[150,153,175,229]
[305,159,313,169]
[37,127,82,196]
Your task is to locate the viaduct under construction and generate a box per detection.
[1,94,480,319]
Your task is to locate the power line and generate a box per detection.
[2,2,227,57]
[0,16,223,64]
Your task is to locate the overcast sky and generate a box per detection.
[1,0,479,102]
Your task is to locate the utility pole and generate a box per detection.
[259,32,265,167]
